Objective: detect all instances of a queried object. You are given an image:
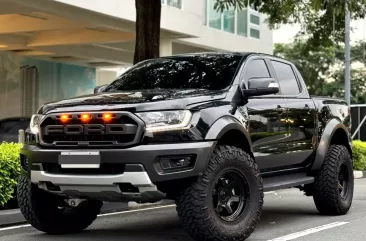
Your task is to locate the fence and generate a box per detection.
[351,104,366,141]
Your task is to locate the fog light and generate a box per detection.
[159,156,194,171]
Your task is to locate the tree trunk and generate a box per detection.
[133,0,161,65]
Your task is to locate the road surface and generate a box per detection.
[1,179,366,241]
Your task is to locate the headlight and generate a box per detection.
[29,114,43,134]
[136,110,192,132]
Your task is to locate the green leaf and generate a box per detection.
[0,142,22,206]
[212,0,366,47]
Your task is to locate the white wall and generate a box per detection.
[96,70,118,86]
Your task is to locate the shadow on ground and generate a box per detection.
[24,201,324,241]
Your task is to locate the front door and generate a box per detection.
[240,56,290,171]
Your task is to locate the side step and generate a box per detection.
[263,173,315,192]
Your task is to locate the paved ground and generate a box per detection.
[1,179,366,241]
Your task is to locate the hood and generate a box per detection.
[38,89,228,114]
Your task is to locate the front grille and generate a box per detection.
[39,111,144,148]
[42,163,125,175]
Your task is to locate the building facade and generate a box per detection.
[0,0,273,119]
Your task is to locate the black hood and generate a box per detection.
[38,89,228,114]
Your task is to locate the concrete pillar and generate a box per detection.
[160,38,173,57]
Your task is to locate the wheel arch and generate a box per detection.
[205,116,253,157]
[312,118,352,171]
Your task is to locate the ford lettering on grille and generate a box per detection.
[44,124,133,135]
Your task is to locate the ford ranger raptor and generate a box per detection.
[17,52,353,241]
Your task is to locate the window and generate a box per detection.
[203,0,207,25]
[237,9,248,36]
[203,0,261,39]
[0,120,29,134]
[249,12,260,39]
[167,0,182,8]
[104,54,245,92]
[271,61,300,95]
[161,0,182,9]
[250,28,260,39]
[250,14,260,25]
[208,0,222,30]
[246,59,270,79]
[223,7,235,33]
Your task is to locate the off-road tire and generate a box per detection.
[176,145,263,241]
[17,175,103,234]
[313,144,354,215]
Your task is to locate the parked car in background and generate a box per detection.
[0,117,30,143]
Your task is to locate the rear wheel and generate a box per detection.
[176,145,263,241]
[313,144,354,215]
[17,175,102,234]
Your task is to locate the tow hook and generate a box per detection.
[67,199,87,207]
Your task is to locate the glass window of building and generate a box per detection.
[236,9,248,36]
[161,0,182,9]
[250,28,260,39]
[203,0,261,39]
[208,0,222,30]
[250,14,260,25]
[203,0,207,25]
[223,7,235,33]
[167,0,182,8]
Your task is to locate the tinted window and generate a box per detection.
[271,61,300,95]
[104,54,244,92]
[0,120,29,134]
[246,59,270,79]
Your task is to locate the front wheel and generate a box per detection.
[17,175,103,234]
[176,145,263,241]
[313,144,354,215]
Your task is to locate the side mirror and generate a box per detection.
[242,77,279,97]
[94,84,108,94]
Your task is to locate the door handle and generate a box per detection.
[276,105,286,113]
[304,104,311,113]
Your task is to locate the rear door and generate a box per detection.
[240,56,290,171]
[268,58,316,166]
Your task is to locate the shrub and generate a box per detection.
[352,140,366,171]
[0,142,22,206]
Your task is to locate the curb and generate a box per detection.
[354,170,366,179]
[0,200,174,228]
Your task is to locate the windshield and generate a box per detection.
[103,53,244,92]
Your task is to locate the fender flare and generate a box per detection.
[312,118,352,171]
[205,116,253,153]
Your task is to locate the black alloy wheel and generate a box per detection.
[212,170,250,222]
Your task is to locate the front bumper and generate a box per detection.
[20,142,216,202]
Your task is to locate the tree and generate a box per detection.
[215,0,366,48]
[133,0,366,64]
[275,40,366,104]
[327,68,366,104]
[351,41,366,65]
[274,40,338,96]
[133,0,162,64]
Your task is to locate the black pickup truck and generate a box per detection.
[17,52,353,241]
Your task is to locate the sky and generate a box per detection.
[273,18,366,44]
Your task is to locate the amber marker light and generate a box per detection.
[81,113,91,122]
[102,113,112,122]
[60,114,69,123]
